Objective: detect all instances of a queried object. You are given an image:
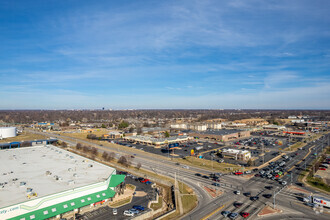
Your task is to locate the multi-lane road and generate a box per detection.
[28,129,329,220]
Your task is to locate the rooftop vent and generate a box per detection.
[88,164,93,168]
[68,168,73,172]
[73,173,78,177]
[68,180,75,185]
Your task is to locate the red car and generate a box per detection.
[319,168,326,170]
[141,179,150,183]
[234,172,243,175]
[275,174,279,178]
[241,212,250,218]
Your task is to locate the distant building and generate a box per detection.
[189,129,250,142]
[123,135,191,146]
[263,125,286,131]
[221,148,251,161]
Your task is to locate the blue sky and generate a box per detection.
[0,0,329,109]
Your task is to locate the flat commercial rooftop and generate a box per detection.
[0,145,115,208]
[192,129,243,135]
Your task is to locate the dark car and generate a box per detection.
[244,192,251,197]
[265,186,273,190]
[195,173,202,177]
[234,202,243,208]
[250,196,259,201]
[263,194,272,199]
[133,205,145,211]
[202,175,210,179]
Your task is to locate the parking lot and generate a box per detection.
[69,171,157,220]
[106,134,301,168]
[113,139,225,159]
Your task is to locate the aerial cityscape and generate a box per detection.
[0,1,329,220]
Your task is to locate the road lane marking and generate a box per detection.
[201,204,225,220]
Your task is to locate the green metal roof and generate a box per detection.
[109,175,126,187]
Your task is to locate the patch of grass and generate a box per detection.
[285,142,304,151]
[306,176,330,192]
[126,184,135,190]
[150,196,163,211]
[110,197,132,208]
[0,131,46,143]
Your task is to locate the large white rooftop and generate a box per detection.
[0,145,115,208]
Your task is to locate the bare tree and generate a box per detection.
[102,151,109,160]
[76,143,82,150]
[91,147,98,156]
[136,162,142,170]
[118,156,128,166]
[82,146,89,153]
[108,152,116,161]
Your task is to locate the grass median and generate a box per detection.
[0,131,46,143]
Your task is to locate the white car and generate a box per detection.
[235,190,240,195]
[112,208,117,215]
[282,181,287,185]
[123,210,134,217]
[245,170,251,174]
[182,165,189,169]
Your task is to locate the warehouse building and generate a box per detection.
[189,129,250,142]
[0,145,125,220]
[0,127,17,139]
[221,148,251,161]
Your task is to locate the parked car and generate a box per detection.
[229,212,239,219]
[141,179,150,183]
[123,210,134,217]
[234,202,243,208]
[235,190,240,195]
[129,208,139,214]
[221,211,231,217]
[133,205,145,211]
[112,208,117,215]
[234,172,243,175]
[241,212,250,218]
[250,196,259,201]
[263,194,272,199]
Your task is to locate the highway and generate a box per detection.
[27,129,329,220]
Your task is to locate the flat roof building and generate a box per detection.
[123,135,191,146]
[189,129,250,142]
[0,145,125,220]
[221,148,251,161]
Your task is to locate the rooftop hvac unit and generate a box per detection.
[54,175,58,179]
[59,151,62,154]
[68,180,75,185]
[66,154,69,157]
[73,173,78,177]
[20,182,26,187]
[70,156,74,159]
[68,168,73,172]
[26,188,33,193]
[12,178,18,181]
[88,164,93,168]
[46,171,52,176]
